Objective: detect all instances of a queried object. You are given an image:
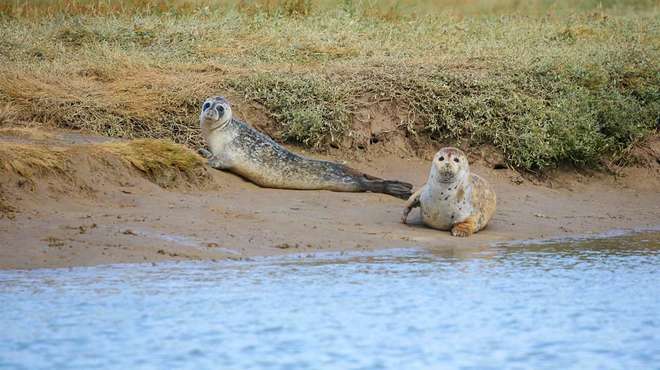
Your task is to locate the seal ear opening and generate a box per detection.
[214,96,231,106]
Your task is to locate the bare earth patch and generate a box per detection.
[1,129,658,269]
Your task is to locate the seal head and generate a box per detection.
[200,96,233,131]
[430,147,469,184]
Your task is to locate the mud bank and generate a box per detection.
[1,129,659,269]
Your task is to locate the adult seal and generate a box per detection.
[401,147,496,237]
[198,96,413,199]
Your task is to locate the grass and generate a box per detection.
[0,143,71,180]
[230,73,353,147]
[0,139,210,189]
[101,139,210,187]
[0,0,658,172]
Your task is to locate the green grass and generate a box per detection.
[0,0,658,171]
[229,73,353,147]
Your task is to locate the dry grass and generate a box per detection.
[2,0,656,17]
[0,1,657,172]
[0,143,71,180]
[0,71,215,148]
[0,139,210,189]
[101,139,211,188]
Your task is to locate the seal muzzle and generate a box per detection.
[204,108,219,121]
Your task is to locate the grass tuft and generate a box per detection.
[0,143,70,181]
[230,73,352,147]
[101,139,210,188]
[0,139,210,189]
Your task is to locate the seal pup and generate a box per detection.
[401,147,496,236]
[198,96,413,199]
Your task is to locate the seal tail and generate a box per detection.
[359,177,413,200]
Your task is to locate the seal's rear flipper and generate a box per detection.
[362,179,413,199]
[381,180,414,199]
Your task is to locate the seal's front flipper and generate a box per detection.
[208,154,232,170]
[402,186,424,224]
[198,148,213,159]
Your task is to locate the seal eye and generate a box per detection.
[453,157,460,163]
[202,102,211,111]
[439,156,445,161]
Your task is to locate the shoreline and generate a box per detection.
[1,130,659,270]
[2,228,660,272]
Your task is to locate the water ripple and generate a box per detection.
[0,233,659,370]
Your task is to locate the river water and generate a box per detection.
[1,232,659,370]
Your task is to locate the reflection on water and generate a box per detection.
[1,232,659,370]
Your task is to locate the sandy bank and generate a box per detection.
[1,129,659,269]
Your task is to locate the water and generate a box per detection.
[1,233,659,370]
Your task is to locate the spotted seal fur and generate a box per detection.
[401,147,496,236]
[199,96,413,199]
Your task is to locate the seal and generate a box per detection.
[198,96,413,199]
[401,147,496,237]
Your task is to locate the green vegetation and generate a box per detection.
[0,0,657,171]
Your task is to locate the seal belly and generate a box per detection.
[419,184,473,231]
[419,191,455,230]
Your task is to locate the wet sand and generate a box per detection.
[1,131,659,269]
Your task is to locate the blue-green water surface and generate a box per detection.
[1,232,659,370]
